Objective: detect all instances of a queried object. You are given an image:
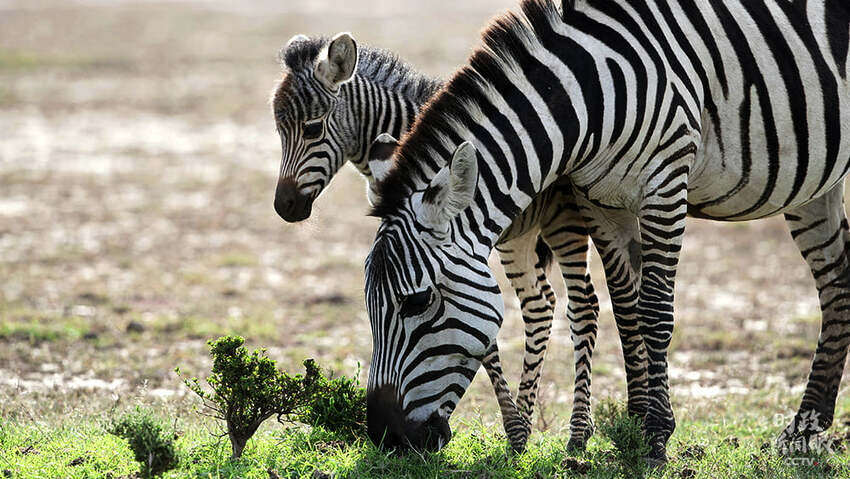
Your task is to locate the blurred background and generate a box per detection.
[0,0,835,432]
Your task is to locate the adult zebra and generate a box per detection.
[271,34,602,450]
[363,0,850,464]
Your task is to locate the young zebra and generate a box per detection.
[363,0,850,464]
[271,34,601,450]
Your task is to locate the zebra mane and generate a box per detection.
[370,0,564,218]
[279,36,441,105]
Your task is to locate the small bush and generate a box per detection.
[298,363,366,440]
[177,336,315,459]
[109,407,179,477]
[596,399,650,473]
[178,336,367,459]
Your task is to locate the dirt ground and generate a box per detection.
[0,0,843,434]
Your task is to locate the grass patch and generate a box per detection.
[595,400,650,475]
[109,407,180,477]
[0,310,88,343]
[0,50,42,71]
[0,420,140,478]
[0,49,133,72]
[2,409,849,478]
[212,252,259,268]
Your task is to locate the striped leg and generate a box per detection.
[496,231,556,439]
[541,196,600,451]
[482,342,530,453]
[635,156,692,465]
[778,184,850,454]
[579,201,650,423]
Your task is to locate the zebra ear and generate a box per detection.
[422,141,478,227]
[315,32,358,92]
[367,133,399,206]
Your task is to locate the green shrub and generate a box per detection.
[298,363,366,440]
[596,399,650,473]
[109,407,179,477]
[178,336,368,459]
[177,336,315,459]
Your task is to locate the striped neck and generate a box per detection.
[343,71,441,180]
[377,2,609,258]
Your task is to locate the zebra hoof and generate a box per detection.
[776,410,831,456]
[775,431,813,456]
[508,436,528,455]
[567,419,594,452]
[643,440,668,469]
[643,452,668,469]
[566,437,588,453]
[643,454,668,469]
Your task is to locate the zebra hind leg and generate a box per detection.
[495,232,556,450]
[578,200,650,424]
[778,184,850,455]
[541,197,600,451]
[482,342,530,453]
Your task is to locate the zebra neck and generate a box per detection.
[345,74,441,178]
[446,71,600,258]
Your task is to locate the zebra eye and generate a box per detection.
[399,287,433,317]
[302,119,323,140]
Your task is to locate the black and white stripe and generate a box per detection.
[272,34,602,450]
[364,0,850,463]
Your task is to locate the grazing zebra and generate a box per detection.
[363,0,850,464]
[271,34,601,450]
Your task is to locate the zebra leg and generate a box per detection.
[777,184,850,454]
[541,198,600,451]
[482,341,530,453]
[495,230,556,441]
[634,161,692,466]
[578,201,650,422]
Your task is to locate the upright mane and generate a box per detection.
[279,36,441,105]
[370,0,564,218]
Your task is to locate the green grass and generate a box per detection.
[0,50,43,71]
[2,410,848,478]
[0,310,89,343]
[0,49,133,73]
[211,252,260,268]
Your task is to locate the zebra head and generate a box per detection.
[364,135,504,451]
[272,33,359,222]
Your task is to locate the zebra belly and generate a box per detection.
[686,114,850,221]
[685,78,850,221]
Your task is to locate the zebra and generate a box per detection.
[363,0,850,464]
[271,33,601,450]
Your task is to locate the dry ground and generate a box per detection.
[0,0,845,440]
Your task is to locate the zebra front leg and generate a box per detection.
[541,198,600,451]
[482,342,530,453]
[496,232,556,439]
[778,184,850,454]
[634,157,692,466]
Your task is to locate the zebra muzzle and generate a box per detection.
[423,410,452,451]
[366,385,452,452]
[274,178,313,223]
